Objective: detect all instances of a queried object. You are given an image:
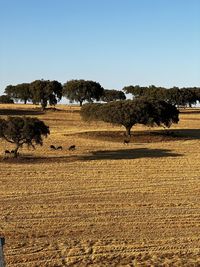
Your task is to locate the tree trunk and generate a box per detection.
[24,99,27,104]
[79,101,83,107]
[41,98,47,110]
[125,127,131,137]
[13,145,20,158]
[41,103,47,111]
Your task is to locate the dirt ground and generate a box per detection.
[0,104,200,266]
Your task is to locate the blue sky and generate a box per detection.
[0,0,200,95]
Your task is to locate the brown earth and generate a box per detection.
[0,104,200,266]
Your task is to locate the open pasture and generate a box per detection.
[0,104,200,266]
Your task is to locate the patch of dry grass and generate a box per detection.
[0,104,200,266]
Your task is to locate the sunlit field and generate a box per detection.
[0,104,200,266]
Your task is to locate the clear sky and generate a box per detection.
[0,0,200,95]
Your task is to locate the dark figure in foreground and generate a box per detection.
[123,133,131,145]
[123,139,130,145]
[4,150,19,158]
[4,150,10,157]
[68,145,76,151]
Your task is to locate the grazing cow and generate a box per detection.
[123,134,131,145]
[10,150,15,157]
[68,145,76,151]
[123,139,130,145]
[57,146,63,150]
[4,150,10,157]
[4,150,18,158]
[50,145,56,150]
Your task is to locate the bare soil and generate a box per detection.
[0,104,200,266]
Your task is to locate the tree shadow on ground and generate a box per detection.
[169,129,200,140]
[180,109,200,114]
[0,108,44,116]
[0,148,182,164]
[0,154,77,164]
[78,148,182,161]
[75,129,200,143]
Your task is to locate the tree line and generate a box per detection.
[1,79,200,108]
[1,79,125,109]
[123,85,200,107]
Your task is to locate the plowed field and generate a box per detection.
[0,104,200,266]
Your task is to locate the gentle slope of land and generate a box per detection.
[0,104,200,266]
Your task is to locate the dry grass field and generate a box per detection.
[0,104,200,266]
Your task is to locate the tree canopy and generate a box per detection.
[0,95,14,104]
[166,87,197,107]
[81,99,179,136]
[3,80,200,108]
[123,85,200,107]
[0,117,50,157]
[63,79,104,106]
[29,80,63,109]
[4,83,31,104]
[100,89,126,102]
[4,80,63,109]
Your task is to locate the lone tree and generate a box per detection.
[100,89,126,102]
[0,117,50,157]
[63,79,104,106]
[81,99,179,137]
[29,80,62,109]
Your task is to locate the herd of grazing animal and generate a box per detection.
[50,144,76,151]
[4,150,18,158]
[3,145,76,159]
[3,135,130,159]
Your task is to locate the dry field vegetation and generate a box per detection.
[0,104,200,267]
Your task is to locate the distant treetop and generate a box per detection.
[63,79,104,106]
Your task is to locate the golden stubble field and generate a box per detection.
[0,104,200,266]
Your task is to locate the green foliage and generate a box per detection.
[180,88,198,107]
[101,89,126,102]
[192,88,200,102]
[152,101,179,128]
[123,85,166,101]
[123,85,147,98]
[0,95,14,104]
[81,99,179,136]
[0,117,50,157]
[123,85,200,107]
[29,80,63,109]
[5,83,31,104]
[4,85,18,100]
[166,87,196,107]
[5,80,62,108]
[63,79,104,106]
[80,103,103,122]
[165,87,181,106]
